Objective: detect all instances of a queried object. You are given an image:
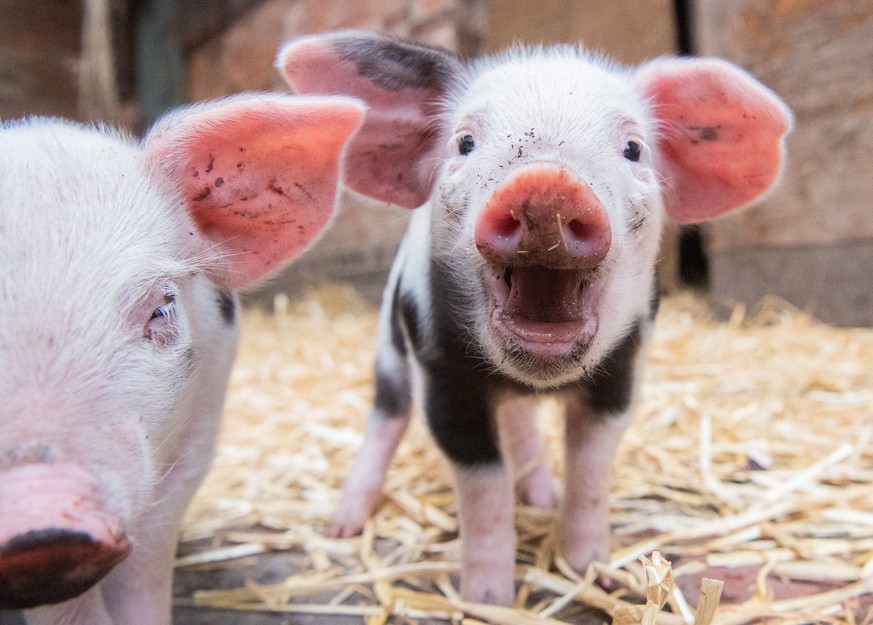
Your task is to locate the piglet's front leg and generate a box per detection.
[331,412,411,537]
[559,407,628,572]
[453,464,516,605]
[497,395,560,509]
[559,323,644,573]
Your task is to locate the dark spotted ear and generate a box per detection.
[635,57,793,224]
[144,94,364,289]
[277,30,462,209]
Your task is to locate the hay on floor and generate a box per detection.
[177,285,873,624]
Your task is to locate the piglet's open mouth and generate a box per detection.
[485,265,599,358]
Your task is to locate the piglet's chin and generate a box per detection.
[483,265,602,365]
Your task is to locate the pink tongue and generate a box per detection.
[505,267,583,322]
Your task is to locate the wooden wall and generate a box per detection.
[487,0,677,63]
[0,0,82,120]
[696,0,873,325]
[4,1,871,323]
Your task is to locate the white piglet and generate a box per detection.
[0,94,363,624]
[278,31,792,605]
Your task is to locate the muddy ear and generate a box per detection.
[636,57,793,224]
[277,30,462,209]
[143,93,364,289]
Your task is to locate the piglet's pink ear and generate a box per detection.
[277,31,460,209]
[144,94,364,289]
[636,58,793,224]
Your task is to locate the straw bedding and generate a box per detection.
[176,285,873,624]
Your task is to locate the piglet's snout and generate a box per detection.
[475,164,611,270]
[0,463,131,609]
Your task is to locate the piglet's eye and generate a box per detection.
[145,294,177,343]
[458,134,476,156]
[150,296,176,322]
[623,140,642,162]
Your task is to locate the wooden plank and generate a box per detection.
[487,0,677,63]
[710,241,873,326]
[0,0,82,120]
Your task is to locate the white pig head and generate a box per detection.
[0,94,363,622]
[278,32,792,388]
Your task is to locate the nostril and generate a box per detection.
[567,218,594,241]
[478,165,613,267]
[491,213,520,238]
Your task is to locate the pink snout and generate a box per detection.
[0,463,131,609]
[475,164,611,269]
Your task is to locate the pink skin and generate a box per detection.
[475,164,612,271]
[0,464,125,548]
[279,31,792,606]
[278,35,447,210]
[559,396,632,572]
[0,464,130,610]
[1,95,365,624]
[476,164,612,362]
[454,466,517,605]
[496,396,560,508]
[635,58,793,224]
[147,98,366,289]
[330,412,412,538]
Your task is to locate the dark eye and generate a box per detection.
[623,140,642,162]
[458,134,475,156]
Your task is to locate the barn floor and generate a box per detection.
[3,286,872,625]
[168,286,873,625]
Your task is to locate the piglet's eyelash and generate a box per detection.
[150,296,177,322]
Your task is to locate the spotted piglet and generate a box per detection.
[0,94,363,624]
[279,31,792,604]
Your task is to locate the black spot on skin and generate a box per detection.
[374,361,411,417]
[390,285,409,357]
[192,187,211,202]
[214,177,224,187]
[294,181,315,202]
[687,125,721,143]
[336,34,461,92]
[628,199,646,232]
[180,346,197,384]
[205,155,215,173]
[417,259,504,467]
[268,178,291,199]
[699,126,720,141]
[216,289,236,325]
[582,320,643,414]
[371,278,414,419]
